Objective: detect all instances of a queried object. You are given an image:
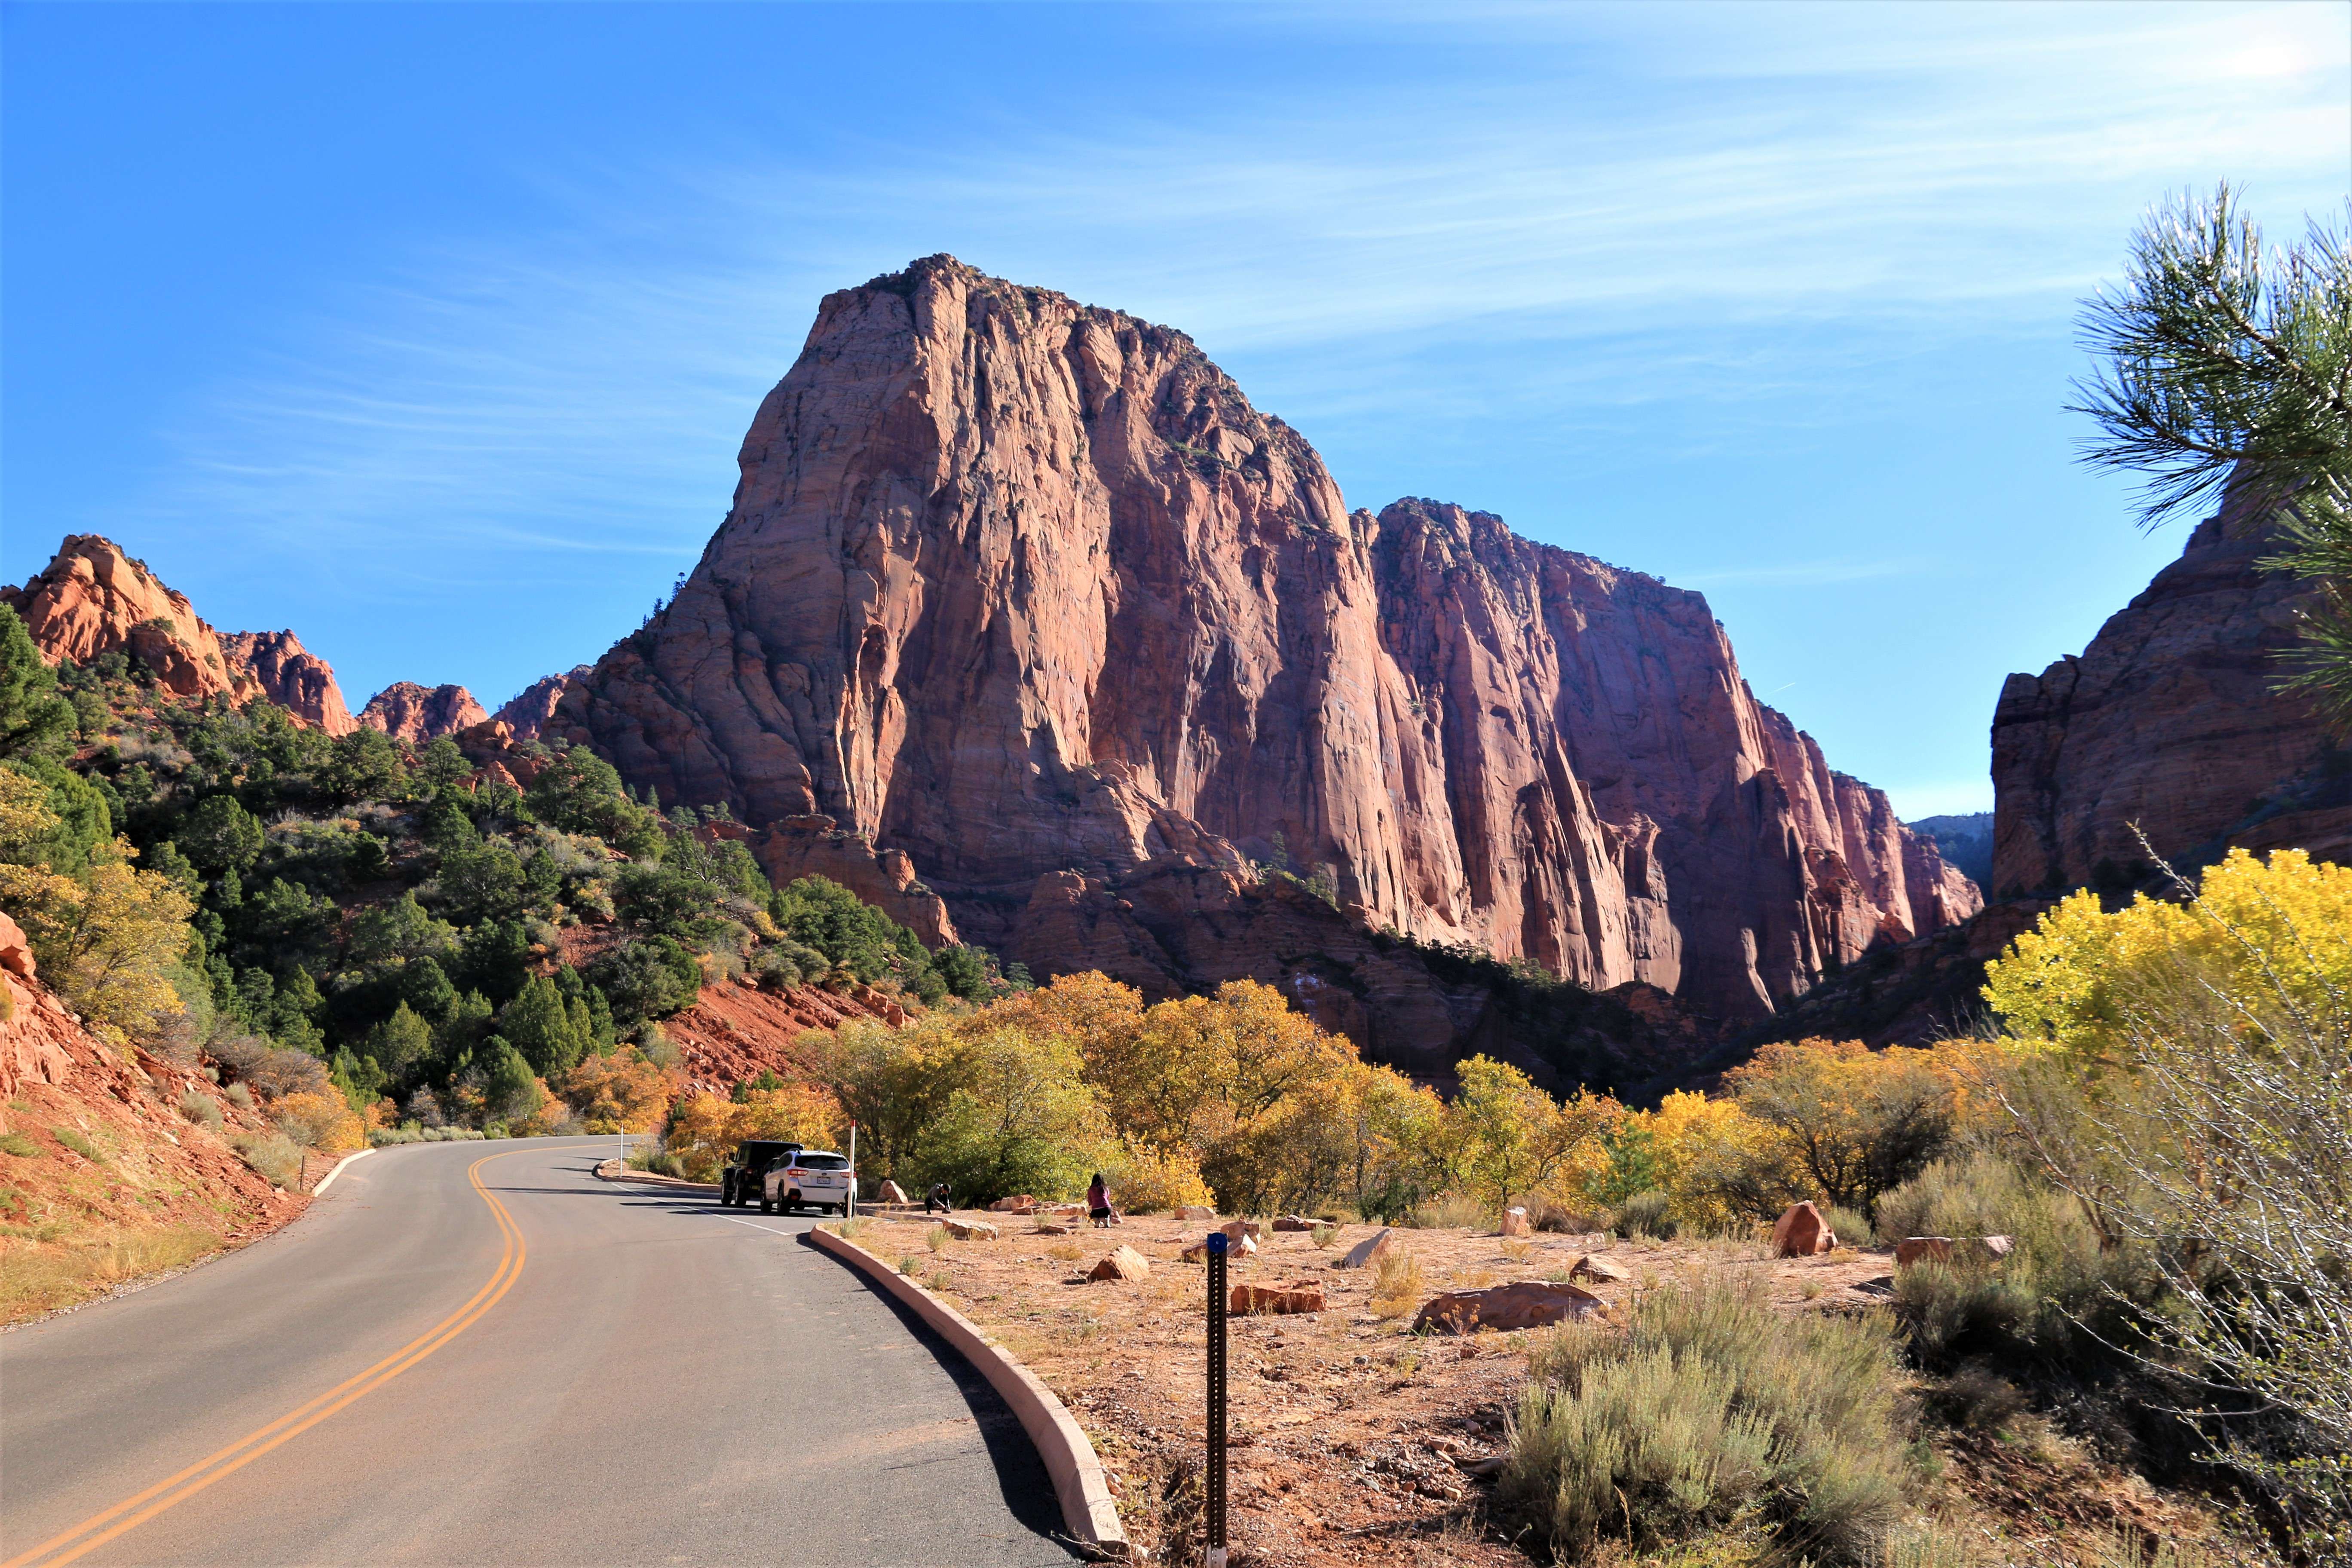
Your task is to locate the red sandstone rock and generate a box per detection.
[1993,485,2352,897]
[1769,1201,1836,1256]
[1339,1228,1397,1269]
[1231,1280,1325,1314]
[359,682,490,743]
[548,256,1973,1030]
[1412,1280,1603,1333]
[1500,1207,1531,1237]
[495,665,591,741]
[3,536,356,733]
[1271,1215,1319,1232]
[1090,1245,1151,1282]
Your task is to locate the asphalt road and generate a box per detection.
[0,1138,1078,1567]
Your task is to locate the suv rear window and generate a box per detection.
[736,1142,798,1166]
[792,1154,851,1171]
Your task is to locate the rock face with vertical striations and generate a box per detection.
[3,535,356,735]
[358,682,490,744]
[1991,487,2352,898]
[549,255,1975,1038]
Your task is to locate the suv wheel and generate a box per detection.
[759,1197,774,1214]
[719,1176,733,1205]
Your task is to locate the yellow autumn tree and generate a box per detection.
[1445,1055,1618,1221]
[1984,847,2352,1068]
[662,1084,846,1181]
[0,840,194,1044]
[1625,1090,1801,1231]
[560,1048,677,1133]
[1723,1039,1956,1213]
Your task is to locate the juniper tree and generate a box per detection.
[2071,184,2352,726]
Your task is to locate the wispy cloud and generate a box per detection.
[126,0,2348,612]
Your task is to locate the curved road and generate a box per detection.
[0,1139,1077,1567]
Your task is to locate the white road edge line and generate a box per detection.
[311,1148,377,1196]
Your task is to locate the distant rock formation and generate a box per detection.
[2,535,356,735]
[1991,488,2352,897]
[358,682,490,744]
[1907,812,1993,891]
[494,665,590,740]
[549,254,1976,1036]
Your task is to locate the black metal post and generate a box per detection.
[1205,1230,1229,1568]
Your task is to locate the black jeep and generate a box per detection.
[717,1140,801,1208]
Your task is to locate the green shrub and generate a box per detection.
[1878,1155,2162,1369]
[178,1090,224,1131]
[231,1131,304,1189]
[1612,1188,1676,1240]
[0,1130,42,1158]
[1822,1202,1875,1247]
[1500,1278,1910,1564]
[224,1081,253,1110]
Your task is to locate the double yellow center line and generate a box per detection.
[3,1151,528,1568]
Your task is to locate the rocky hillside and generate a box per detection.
[0,913,300,1323]
[548,255,1976,1034]
[2,536,355,735]
[1992,484,2352,897]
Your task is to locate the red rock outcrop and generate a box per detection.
[549,255,1974,1029]
[2,536,357,734]
[358,682,490,743]
[217,630,358,735]
[1992,487,2352,897]
[495,665,591,740]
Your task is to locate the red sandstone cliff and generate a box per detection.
[1991,487,2352,897]
[495,665,591,740]
[2,536,356,734]
[550,256,1975,1027]
[358,682,491,743]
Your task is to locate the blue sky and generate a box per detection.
[5,2,2346,818]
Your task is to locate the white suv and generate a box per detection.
[761,1149,855,1216]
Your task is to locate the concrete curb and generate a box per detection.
[311,1147,375,1196]
[805,1227,1132,1562]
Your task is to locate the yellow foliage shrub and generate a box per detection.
[0,845,193,1044]
[273,1090,365,1154]
[1984,848,2352,1067]
[1096,1138,1213,1213]
[560,1049,677,1133]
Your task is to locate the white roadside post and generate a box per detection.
[846,1122,858,1221]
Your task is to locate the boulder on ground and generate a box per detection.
[988,1194,1038,1214]
[1500,1207,1531,1237]
[1033,1221,1074,1235]
[1412,1280,1604,1335]
[1220,1219,1263,1242]
[1173,1204,1216,1220]
[1232,1281,1326,1315]
[1090,1245,1150,1282]
[1272,1215,1320,1233]
[1895,1234,2016,1269]
[1894,1236,1954,1269]
[1569,1254,1628,1284]
[877,1179,911,1204]
[1181,1232,1257,1263]
[1338,1228,1397,1269]
[942,1218,999,1241]
[1769,1201,1836,1257]
[592,1158,624,1179]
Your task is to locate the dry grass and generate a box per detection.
[1370,1247,1423,1318]
[926,1222,951,1253]
[0,1224,220,1320]
[1046,1240,1084,1262]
